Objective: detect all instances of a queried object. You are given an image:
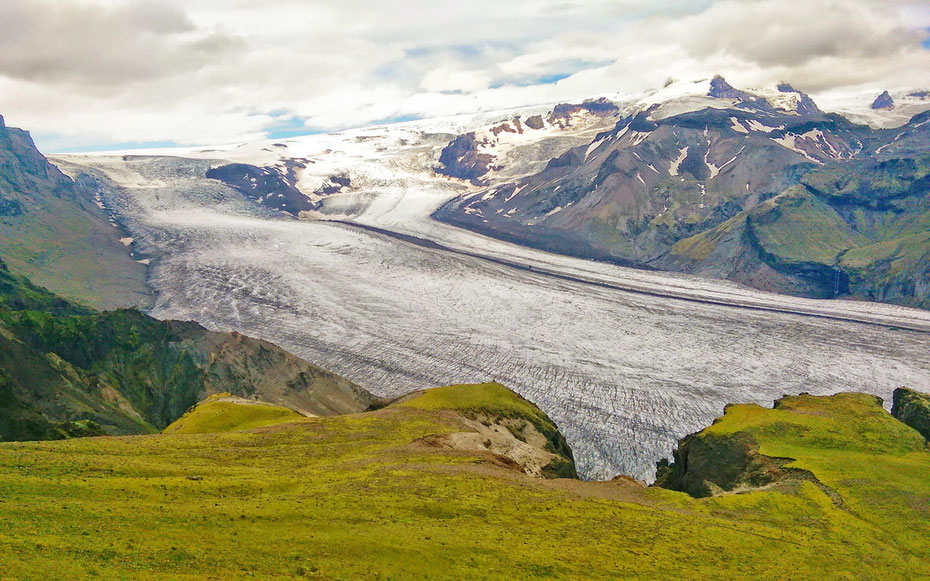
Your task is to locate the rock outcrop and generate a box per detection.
[872,91,895,110]
[654,426,815,497]
[436,132,494,183]
[891,387,930,441]
[206,162,314,216]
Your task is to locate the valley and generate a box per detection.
[54,108,930,480]
[5,3,930,577]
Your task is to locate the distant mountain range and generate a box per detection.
[4,76,929,316]
[436,77,930,309]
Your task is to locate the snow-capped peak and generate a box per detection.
[815,88,930,128]
[637,77,822,121]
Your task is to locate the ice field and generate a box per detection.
[56,120,930,480]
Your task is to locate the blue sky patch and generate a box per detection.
[43,137,180,154]
[405,43,511,61]
[266,115,324,140]
[368,114,423,127]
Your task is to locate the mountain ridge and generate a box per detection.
[436,78,930,309]
[0,114,151,310]
[0,256,379,441]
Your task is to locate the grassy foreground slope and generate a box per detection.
[1,384,928,579]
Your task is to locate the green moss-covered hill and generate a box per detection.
[0,257,377,441]
[665,153,930,307]
[1,383,928,579]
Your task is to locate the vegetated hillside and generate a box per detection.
[664,155,930,307]
[0,257,377,441]
[436,79,930,309]
[0,114,150,310]
[0,382,927,579]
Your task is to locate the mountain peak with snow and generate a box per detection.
[636,77,824,122]
[707,75,747,100]
[872,91,895,110]
[817,88,930,128]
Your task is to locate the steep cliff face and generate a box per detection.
[0,114,150,309]
[892,387,930,441]
[0,258,378,441]
[654,427,817,498]
[655,391,927,499]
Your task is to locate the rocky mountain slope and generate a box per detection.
[435,97,621,183]
[0,257,378,441]
[1,383,928,578]
[436,78,930,309]
[0,115,151,310]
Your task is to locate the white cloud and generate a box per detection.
[1,0,929,151]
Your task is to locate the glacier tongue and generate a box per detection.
[54,119,930,482]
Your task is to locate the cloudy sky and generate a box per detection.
[1,0,929,152]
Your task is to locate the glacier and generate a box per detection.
[53,115,930,481]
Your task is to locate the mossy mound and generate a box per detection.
[398,383,577,478]
[892,387,930,441]
[163,394,306,434]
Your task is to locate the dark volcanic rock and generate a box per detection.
[436,132,494,183]
[547,98,619,126]
[206,162,314,216]
[708,75,746,100]
[891,387,930,441]
[316,174,352,196]
[654,427,817,498]
[872,91,895,110]
[524,115,545,130]
[708,76,775,113]
[490,120,522,136]
[777,82,823,116]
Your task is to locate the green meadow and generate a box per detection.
[1,384,928,579]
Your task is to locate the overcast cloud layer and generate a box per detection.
[1,0,929,151]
